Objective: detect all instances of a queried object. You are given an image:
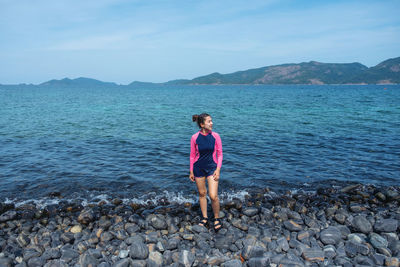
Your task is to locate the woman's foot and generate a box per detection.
[214,218,222,232]
[199,216,209,227]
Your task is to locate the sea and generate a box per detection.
[0,84,399,207]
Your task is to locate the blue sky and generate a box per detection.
[1,0,399,84]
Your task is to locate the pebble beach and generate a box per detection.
[0,184,399,267]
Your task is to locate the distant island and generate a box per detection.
[1,57,399,87]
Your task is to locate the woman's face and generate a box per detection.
[201,116,213,131]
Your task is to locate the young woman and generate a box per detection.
[190,113,223,232]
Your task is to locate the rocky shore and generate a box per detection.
[0,184,399,267]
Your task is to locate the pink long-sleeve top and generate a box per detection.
[190,130,223,172]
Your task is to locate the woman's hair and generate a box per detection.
[192,113,210,128]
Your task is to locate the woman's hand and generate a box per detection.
[189,172,195,182]
[213,168,220,181]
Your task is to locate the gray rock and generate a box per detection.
[98,263,111,267]
[131,260,147,267]
[341,184,361,193]
[386,189,400,200]
[23,249,41,261]
[323,245,336,259]
[145,231,159,243]
[129,238,149,260]
[0,257,13,267]
[148,251,163,267]
[334,213,347,224]
[241,238,257,260]
[371,253,386,266]
[248,257,270,267]
[352,216,373,234]
[78,208,95,225]
[279,256,305,267]
[119,250,129,259]
[125,223,140,234]
[126,235,144,245]
[283,220,302,231]
[215,233,235,250]
[156,241,165,252]
[374,219,398,233]
[168,224,179,234]
[297,230,311,241]
[100,231,114,242]
[320,226,342,245]
[113,229,129,241]
[166,238,180,250]
[0,210,17,222]
[207,256,229,266]
[302,248,324,262]
[348,233,366,243]
[376,191,387,201]
[60,232,75,244]
[345,241,370,257]
[42,248,61,260]
[86,248,102,259]
[113,258,132,267]
[334,257,352,266]
[43,259,69,267]
[162,250,173,266]
[369,233,388,249]
[178,250,194,267]
[231,219,248,231]
[377,247,392,257]
[389,240,400,254]
[221,259,243,267]
[78,253,99,267]
[337,225,351,239]
[354,255,374,266]
[98,216,112,229]
[191,225,207,233]
[148,215,167,230]
[60,248,79,263]
[247,226,261,237]
[243,208,258,217]
[289,239,309,254]
[27,257,45,267]
[17,234,30,247]
[276,237,290,252]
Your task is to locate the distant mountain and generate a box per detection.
[39,77,118,87]
[345,57,400,84]
[1,57,399,87]
[169,57,400,85]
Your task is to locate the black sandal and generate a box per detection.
[199,216,209,227]
[214,218,222,232]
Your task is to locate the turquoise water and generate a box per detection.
[0,84,399,204]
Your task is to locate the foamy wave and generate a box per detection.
[3,189,257,209]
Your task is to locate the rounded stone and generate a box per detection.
[243,208,259,217]
[352,216,373,234]
[320,226,342,245]
[129,239,149,260]
[148,251,163,267]
[369,233,388,249]
[374,219,398,233]
[70,225,82,234]
[77,208,95,225]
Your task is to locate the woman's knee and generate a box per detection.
[198,190,207,198]
[209,193,219,202]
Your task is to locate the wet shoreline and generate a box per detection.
[0,183,399,266]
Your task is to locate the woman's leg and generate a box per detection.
[207,175,220,220]
[195,177,208,219]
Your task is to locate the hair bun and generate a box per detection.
[192,115,198,122]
